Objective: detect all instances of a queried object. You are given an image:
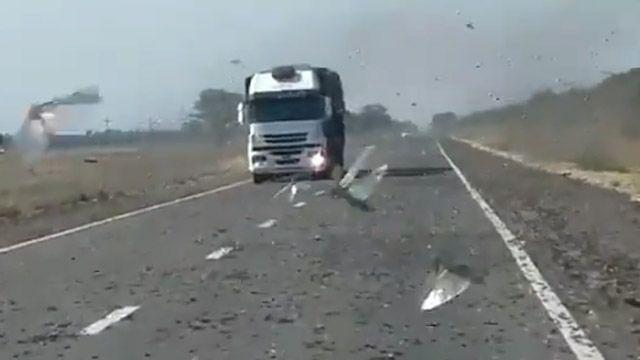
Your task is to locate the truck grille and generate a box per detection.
[253,132,319,167]
[276,159,300,165]
[263,132,307,144]
[271,149,303,156]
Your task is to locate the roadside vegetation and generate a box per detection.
[454,68,640,173]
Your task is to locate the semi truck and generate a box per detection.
[431,112,457,138]
[238,65,345,183]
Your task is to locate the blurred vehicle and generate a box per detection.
[431,112,457,138]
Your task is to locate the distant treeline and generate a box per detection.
[0,88,419,150]
[183,88,418,138]
[345,103,418,134]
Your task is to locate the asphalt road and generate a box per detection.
[0,137,628,359]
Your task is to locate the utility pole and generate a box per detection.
[147,117,162,132]
[103,117,112,131]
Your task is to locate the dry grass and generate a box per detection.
[455,68,640,170]
[453,67,640,199]
[573,146,629,173]
[0,141,246,220]
[455,137,640,202]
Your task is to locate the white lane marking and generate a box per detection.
[80,305,140,336]
[257,219,277,228]
[0,179,251,255]
[206,246,234,260]
[437,142,605,360]
[292,201,307,208]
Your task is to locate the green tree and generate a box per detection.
[181,118,204,135]
[346,103,396,133]
[192,89,243,140]
[360,104,393,128]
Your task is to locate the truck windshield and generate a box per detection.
[249,96,325,123]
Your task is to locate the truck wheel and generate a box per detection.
[315,167,333,181]
[316,164,342,182]
[327,137,345,167]
[253,174,269,184]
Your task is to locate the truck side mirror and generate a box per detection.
[237,102,245,125]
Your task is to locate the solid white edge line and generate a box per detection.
[437,142,605,360]
[80,305,140,336]
[0,179,251,255]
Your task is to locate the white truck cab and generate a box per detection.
[239,65,345,183]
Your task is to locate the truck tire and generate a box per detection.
[315,166,333,181]
[334,137,345,166]
[253,174,269,184]
[315,164,343,182]
[326,136,345,167]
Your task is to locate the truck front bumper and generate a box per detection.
[249,146,327,174]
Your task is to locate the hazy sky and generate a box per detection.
[1,0,639,132]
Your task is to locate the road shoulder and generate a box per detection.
[442,138,640,359]
[0,170,247,249]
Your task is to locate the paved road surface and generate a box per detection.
[0,137,628,359]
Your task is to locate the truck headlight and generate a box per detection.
[311,152,325,168]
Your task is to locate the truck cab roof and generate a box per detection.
[249,68,320,95]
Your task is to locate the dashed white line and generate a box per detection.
[80,305,140,336]
[437,142,605,360]
[0,179,250,256]
[257,219,277,229]
[206,246,234,260]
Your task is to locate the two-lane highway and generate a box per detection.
[0,137,603,359]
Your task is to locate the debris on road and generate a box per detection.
[314,190,326,197]
[289,184,299,202]
[339,145,375,188]
[421,264,471,311]
[332,145,389,210]
[347,164,388,202]
[289,182,310,202]
[293,201,307,208]
[466,22,475,30]
[17,322,76,345]
[83,157,98,164]
[273,181,293,199]
[258,219,277,229]
[206,246,234,260]
[273,180,311,203]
